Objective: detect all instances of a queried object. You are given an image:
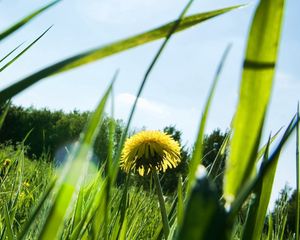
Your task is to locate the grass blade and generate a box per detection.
[4,203,14,240]
[18,179,56,240]
[296,103,300,240]
[37,73,116,239]
[229,114,299,220]
[187,44,231,195]
[0,101,11,129]
[242,135,279,240]
[0,1,60,41]
[177,175,184,226]
[0,27,52,72]
[0,42,25,64]
[177,166,226,240]
[223,0,285,206]
[0,5,242,105]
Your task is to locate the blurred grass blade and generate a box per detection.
[187,44,231,195]
[0,5,243,105]
[119,213,128,240]
[18,179,56,240]
[229,114,299,220]
[224,0,285,205]
[0,27,52,72]
[266,214,273,240]
[0,101,11,129]
[4,204,14,240]
[296,103,300,240]
[38,74,116,239]
[177,166,226,240]
[0,42,25,63]
[0,1,60,41]
[242,135,279,240]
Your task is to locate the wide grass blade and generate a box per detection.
[177,166,226,240]
[37,75,115,239]
[0,5,242,105]
[296,104,300,240]
[0,27,52,72]
[223,0,285,206]
[187,44,231,195]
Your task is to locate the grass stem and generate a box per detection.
[153,171,170,239]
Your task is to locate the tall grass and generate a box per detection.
[0,0,299,239]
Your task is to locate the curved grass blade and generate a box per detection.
[0,26,52,72]
[187,44,231,195]
[37,73,116,240]
[223,0,285,206]
[0,0,60,41]
[0,42,25,64]
[0,5,243,105]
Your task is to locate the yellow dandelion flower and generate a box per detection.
[23,181,30,188]
[3,158,11,167]
[120,130,181,176]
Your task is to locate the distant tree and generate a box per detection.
[0,105,124,166]
[269,185,292,237]
[286,189,299,235]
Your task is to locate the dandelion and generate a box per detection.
[3,158,11,167]
[23,181,30,188]
[121,130,181,238]
[120,130,181,176]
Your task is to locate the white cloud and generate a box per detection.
[116,93,168,116]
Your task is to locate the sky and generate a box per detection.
[0,0,299,209]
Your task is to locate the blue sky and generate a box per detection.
[0,0,299,208]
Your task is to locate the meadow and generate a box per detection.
[0,0,299,239]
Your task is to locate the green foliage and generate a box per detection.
[0,105,123,165]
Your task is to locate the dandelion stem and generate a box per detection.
[153,170,169,238]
